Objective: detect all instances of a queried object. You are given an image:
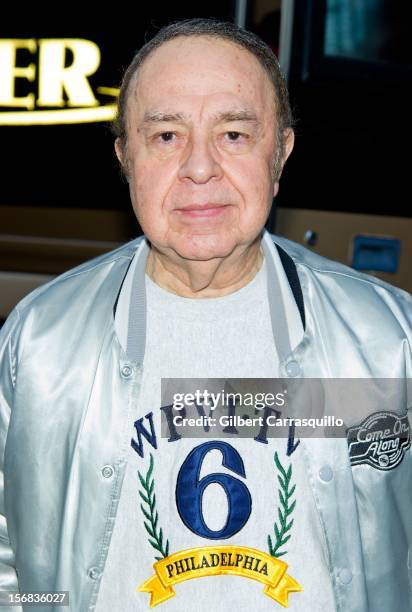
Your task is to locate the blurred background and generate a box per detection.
[1,0,411,325]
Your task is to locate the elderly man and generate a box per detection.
[0,18,411,612]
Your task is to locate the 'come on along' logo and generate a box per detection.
[0,38,119,125]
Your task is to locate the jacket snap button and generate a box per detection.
[121,364,133,378]
[286,360,301,377]
[102,465,114,479]
[88,567,101,580]
[338,568,352,585]
[319,465,334,482]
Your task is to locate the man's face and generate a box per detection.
[115,36,294,261]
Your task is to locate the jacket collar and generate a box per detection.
[112,231,306,368]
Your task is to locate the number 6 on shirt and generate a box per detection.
[175,441,252,539]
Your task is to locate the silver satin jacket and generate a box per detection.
[0,234,411,612]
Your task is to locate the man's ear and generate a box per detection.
[114,137,123,166]
[281,127,295,168]
[114,137,130,183]
[273,128,295,197]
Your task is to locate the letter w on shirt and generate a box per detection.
[131,411,157,458]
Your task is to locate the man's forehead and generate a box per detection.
[130,36,273,106]
[138,35,260,72]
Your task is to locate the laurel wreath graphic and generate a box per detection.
[138,453,170,561]
[267,451,296,558]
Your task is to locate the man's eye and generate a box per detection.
[159,132,175,142]
[226,131,245,141]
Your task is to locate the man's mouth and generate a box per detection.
[174,203,231,218]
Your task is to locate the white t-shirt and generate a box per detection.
[95,235,336,611]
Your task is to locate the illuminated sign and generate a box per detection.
[0,38,119,125]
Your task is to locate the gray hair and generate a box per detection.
[110,18,294,181]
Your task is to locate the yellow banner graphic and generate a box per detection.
[138,545,302,608]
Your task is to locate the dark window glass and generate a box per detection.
[325,0,412,65]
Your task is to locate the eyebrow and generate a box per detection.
[142,109,259,125]
[142,112,186,124]
[212,110,259,123]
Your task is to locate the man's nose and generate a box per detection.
[178,136,223,183]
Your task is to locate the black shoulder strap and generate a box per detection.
[113,256,134,318]
[275,244,306,331]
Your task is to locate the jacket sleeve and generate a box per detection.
[0,308,22,603]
